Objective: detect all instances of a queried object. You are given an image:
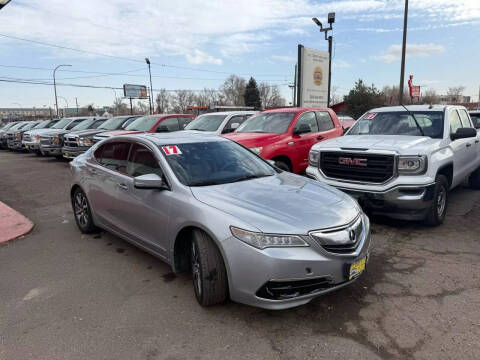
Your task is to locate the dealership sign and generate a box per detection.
[123,84,148,99]
[296,45,329,107]
[408,75,420,99]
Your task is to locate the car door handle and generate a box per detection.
[316,136,324,140]
[466,143,472,147]
[475,140,480,143]
[117,183,128,190]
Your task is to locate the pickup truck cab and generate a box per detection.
[184,111,257,135]
[92,114,194,143]
[223,107,343,173]
[306,105,480,225]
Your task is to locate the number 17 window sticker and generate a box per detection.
[162,145,182,155]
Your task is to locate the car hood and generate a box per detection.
[313,135,443,155]
[40,129,70,137]
[67,129,107,138]
[190,172,359,234]
[222,132,285,147]
[29,128,65,136]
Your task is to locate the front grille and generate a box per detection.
[40,136,53,145]
[64,136,78,147]
[256,277,335,300]
[7,133,14,140]
[23,134,31,142]
[320,151,395,184]
[310,216,364,255]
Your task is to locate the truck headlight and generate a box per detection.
[16,132,22,140]
[308,150,320,166]
[249,147,263,155]
[35,135,41,142]
[230,226,309,249]
[53,136,60,145]
[398,156,427,175]
[78,137,93,147]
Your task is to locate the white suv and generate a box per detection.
[307,105,480,225]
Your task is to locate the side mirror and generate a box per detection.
[293,124,310,136]
[450,127,477,141]
[156,125,169,133]
[134,174,168,190]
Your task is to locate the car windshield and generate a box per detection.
[99,117,135,130]
[125,116,158,131]
[11,122,28,130]
[185,114,227,131]
[32,120,50,129]
[347,111,445,139]
[22,122,37,130]
[235,112,295,133]
[51,118,73,129]
[71,119,97,131]
[470,113,480,128]
[160,140,276,186]
[1,123,16,130]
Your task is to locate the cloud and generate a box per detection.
[185,50,222,65]
[375,43,446,63]
[271,55,296,62]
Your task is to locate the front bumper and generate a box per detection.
[40,145,62,156]
[23,141,40,151]
[223,221,371,309]
[306,167,435,220]
[62,146,89,159]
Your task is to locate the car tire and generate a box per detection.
[468,167,480,190]
[190,230,228,307]
[35,150,43,156]
[274,160,291,172]
[71,187,98,234]
[424,175,448,226]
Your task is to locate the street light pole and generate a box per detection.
[58,96,68,117]
[53,64,71,117]
[312,13,335,108]
[145,58,154,114]
[399,0,408,105]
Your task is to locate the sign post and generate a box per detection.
[296,45,330,108]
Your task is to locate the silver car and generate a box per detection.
[70,132,371,309]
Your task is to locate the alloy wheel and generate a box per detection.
[191,241,202,297]
[74,192,89,227]
[437,186,446,217]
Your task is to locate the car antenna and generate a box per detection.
[400,104,425,136]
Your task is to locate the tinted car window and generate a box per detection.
[127,144,163,177]
[222,115,248,134]
[66,119,86,130]
[458,109,472,128]
[179,117,193,129]
[470,113,480,128]
[157,118,179,132]
[449,110,463,134]
[51,118,73,129]
[294,112,318,134]
[33,120,50,129]
[236,112,295,134]
[316,112,335,131]
[99,142,131,174]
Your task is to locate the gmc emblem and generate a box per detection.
[338,157,368,167]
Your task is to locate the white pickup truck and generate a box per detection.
[306,105,480,225]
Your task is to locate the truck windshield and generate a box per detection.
[99,117,137,130]
[125,116,158,131]
[51,118,74,129]
[160,140,276,186]
[185,114,227,131]
[235,113,295,134]
[347,111,444,139]
[33,120,52,129]
[71,119,98,131]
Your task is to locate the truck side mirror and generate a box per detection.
[450,127,477,141]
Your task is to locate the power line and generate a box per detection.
[0,33,287,77]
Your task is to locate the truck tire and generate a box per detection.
[424,175,448,226]
[191,230,228,307]
[274,160,291,172]
[71,187,98,234]
[468,167,480,190]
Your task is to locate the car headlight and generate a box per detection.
[16,132,22,140]
[53,136,60,145]
[308,150,320,166]
[249,147,263,155]
[230,226,309,250]
[78,137,93,147]
[397,155,427,175]
[35,135,41,142]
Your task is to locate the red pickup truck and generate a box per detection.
[223,107,343,173]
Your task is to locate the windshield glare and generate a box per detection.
[185,114,227,131]
[235,112,295,133]
[71,119,97,131]
[33,121,50,129]
[52,118,73,129]
[161,141,276,186]
[99,117,132,130]
[347,111,445,139]
[125,116,158,131]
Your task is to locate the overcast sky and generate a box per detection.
[0,0,479,108]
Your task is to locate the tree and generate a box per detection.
[195,88,220,107]
[220,75,246,106]
[422,89,440,105]
[243,77,262,110]
[155,89,172,114]
[259,82,286,108]
[330,86,342,106]
[381,85,409,105]
[447,86,466,102]
[344,79,384,119]
[173,90,195,113]
[112,98,130,115]
[135,101,149,115]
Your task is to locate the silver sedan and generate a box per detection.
[70,132,371,309]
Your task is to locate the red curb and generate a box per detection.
[0,201,34,244]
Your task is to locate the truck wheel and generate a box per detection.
[274,160,291,172]
[424,175,448,226]
[35,150,43,156]
[468,167,480,190]
[190,230,228,307]
[71,187,98,234]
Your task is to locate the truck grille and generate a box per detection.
[64,136,78,147]
[7,133,14,140]
[23,134,31,142]
[40,136,53,145]
[320,152,395,184]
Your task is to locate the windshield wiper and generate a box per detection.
[401,104,425,136]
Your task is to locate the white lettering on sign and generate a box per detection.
[162,145,182,155]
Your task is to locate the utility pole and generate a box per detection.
[145,58,154,114]
[129,98,133,115]
[53,64,71,117]
[399,0,408,105]
[75,97,79,114]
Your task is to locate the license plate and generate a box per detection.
[349,257,366,280]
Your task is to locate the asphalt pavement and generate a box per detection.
[1,150,480,360]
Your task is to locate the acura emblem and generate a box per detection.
[348,229,356,242]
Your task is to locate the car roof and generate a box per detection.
[127,131,229,146]
[263,107,329,114]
